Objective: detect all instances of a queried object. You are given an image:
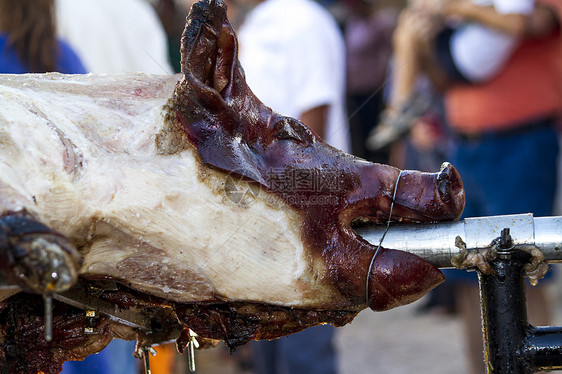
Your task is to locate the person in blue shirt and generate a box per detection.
[0,0,86,74]
[62,340,140,374]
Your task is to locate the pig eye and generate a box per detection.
[272,119,314,145]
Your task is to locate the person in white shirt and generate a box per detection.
[55,0,173,74]
[234,0,350,154]
[450,0,535,82]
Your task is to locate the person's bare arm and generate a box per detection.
[300,105,329,140]
[445,0,559,37]
[443,0,527,36]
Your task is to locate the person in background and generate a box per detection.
[0,0,85,74]
[55,0,173,74]
[226,0,348,373]
[441,1,561,372]
[151,0,189,73]
[398,0,561,371]
[235,0,349,153]
[367,0,536,152]
[343,0,398,164]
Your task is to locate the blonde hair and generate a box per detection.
[0,0,58,72]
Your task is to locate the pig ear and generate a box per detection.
[180,0,241,110]
[175,1,268,186]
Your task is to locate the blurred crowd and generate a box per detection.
[1,0,561,373]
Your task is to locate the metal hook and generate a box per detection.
[137,346,157,374]
[187,329,200,373]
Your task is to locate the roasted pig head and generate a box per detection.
[0,0,464,372]
[170,0,464,312]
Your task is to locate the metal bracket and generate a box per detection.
[52,281,183,347]
[356,214,562,268]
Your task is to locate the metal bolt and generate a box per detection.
[499,228,513,250]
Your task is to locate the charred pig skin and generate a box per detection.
[0,0,464,372]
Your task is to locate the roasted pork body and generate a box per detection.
[0,0,465,372]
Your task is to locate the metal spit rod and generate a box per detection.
[355,213,562,268]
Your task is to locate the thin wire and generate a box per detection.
[365,170,404,306]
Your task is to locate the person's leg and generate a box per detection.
[389,8,428,108]
[456,277,553,374]
[456,282,485,374]
[61,339,138,374]
[479,125,559,217]
[367,8,448,152]
[389,7,451,108]
[347,91,388,163]
[452,123,559,218]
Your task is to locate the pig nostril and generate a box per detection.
[440,162,451,172]
[439,179,451,203]
[438,162,451,179]
[437,164,452,202]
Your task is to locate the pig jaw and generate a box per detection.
[367,249,445,311]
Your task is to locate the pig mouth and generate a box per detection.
[350,213,424,227]
[349,200,432,226]
[349,203,439,227]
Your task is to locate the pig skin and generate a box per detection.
[0,0,464,372]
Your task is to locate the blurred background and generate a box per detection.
[1,0,560,373]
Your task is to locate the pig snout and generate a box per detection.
[436,162,464,219]
[342,161,464,311]
[393,162,465,222]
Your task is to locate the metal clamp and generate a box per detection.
[187,329,200,373]
[356,214,562,268]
